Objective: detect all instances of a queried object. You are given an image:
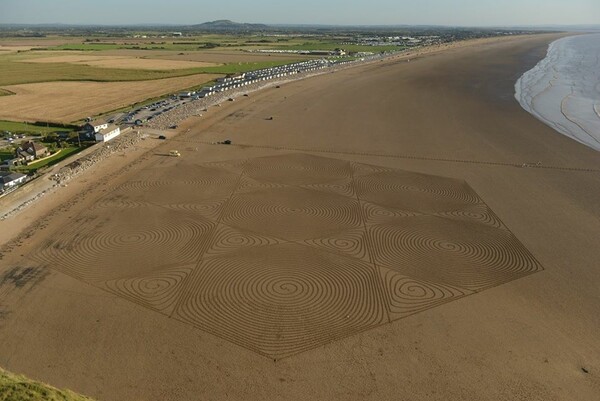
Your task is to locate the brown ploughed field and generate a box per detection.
[0,74,220,123]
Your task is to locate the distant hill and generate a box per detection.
[189,20,269,31]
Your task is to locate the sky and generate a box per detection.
[0,0,598,26]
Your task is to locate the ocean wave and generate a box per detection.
[515,34,600,151]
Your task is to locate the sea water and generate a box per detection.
[515,33,600,151]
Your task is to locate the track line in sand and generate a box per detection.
[171,139,600,173]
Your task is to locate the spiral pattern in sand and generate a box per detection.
[368,216,542,290]
[222,187,362,240]
[174,244,387,359]
[380,267,472,319]
[104,265,194,314]
[355,170,479,213]
[204,224,283,255]
[243,153,352,185]
[304,229,370,261]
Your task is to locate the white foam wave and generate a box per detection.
[515,34,600,151]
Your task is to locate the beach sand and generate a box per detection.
[0,33,599,400]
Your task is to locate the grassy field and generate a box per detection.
[273,42,406,53]
[0,367,94,401]
[47,40,406,54]
[0,120,75,134]
[0,147,13,161]
[0,89,13,97]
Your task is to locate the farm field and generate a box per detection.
[22,54,221,70]
[0,35,316,123]
[0,33,393,124]
[140,50,315,63]
[0,52,299,86]
[0,74,221,123]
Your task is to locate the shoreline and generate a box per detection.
[515,33,600,151]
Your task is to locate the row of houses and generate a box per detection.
[193,59,337,99]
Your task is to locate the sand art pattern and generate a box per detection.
[31,153,542,359]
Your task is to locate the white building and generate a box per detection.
[95,125,121,142]
[0,172,27,190]
[83,120,109,134]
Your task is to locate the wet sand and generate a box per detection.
[0,33,599,400]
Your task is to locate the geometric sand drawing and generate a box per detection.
[31,153,543,359]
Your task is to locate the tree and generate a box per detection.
[43,132,58,143]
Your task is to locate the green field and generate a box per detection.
[44,34,296,52]
[0,120,76,135]
[0,89,13,97]
[274,42,405,53]
[50,42,213,51]
[0,367,94,401]
[42,37,406,54]
[0,147,13,161]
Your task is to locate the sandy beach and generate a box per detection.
[0,32,599,400]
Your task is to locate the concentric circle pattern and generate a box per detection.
[222,186,363,241]
[174,244,387,359]
[300,178,356,197]
[244,153,353,185]
[204,224,283,256]
[435,203,506,229]
[104,265,194,315]
[355,170,479,213]
[303,229,370,261]
[380,267,472,319]
[31,153,544,359]
[33,206,214,282]
[368,216,542,290]
[361,200,419,225]
[162,198,228,221]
